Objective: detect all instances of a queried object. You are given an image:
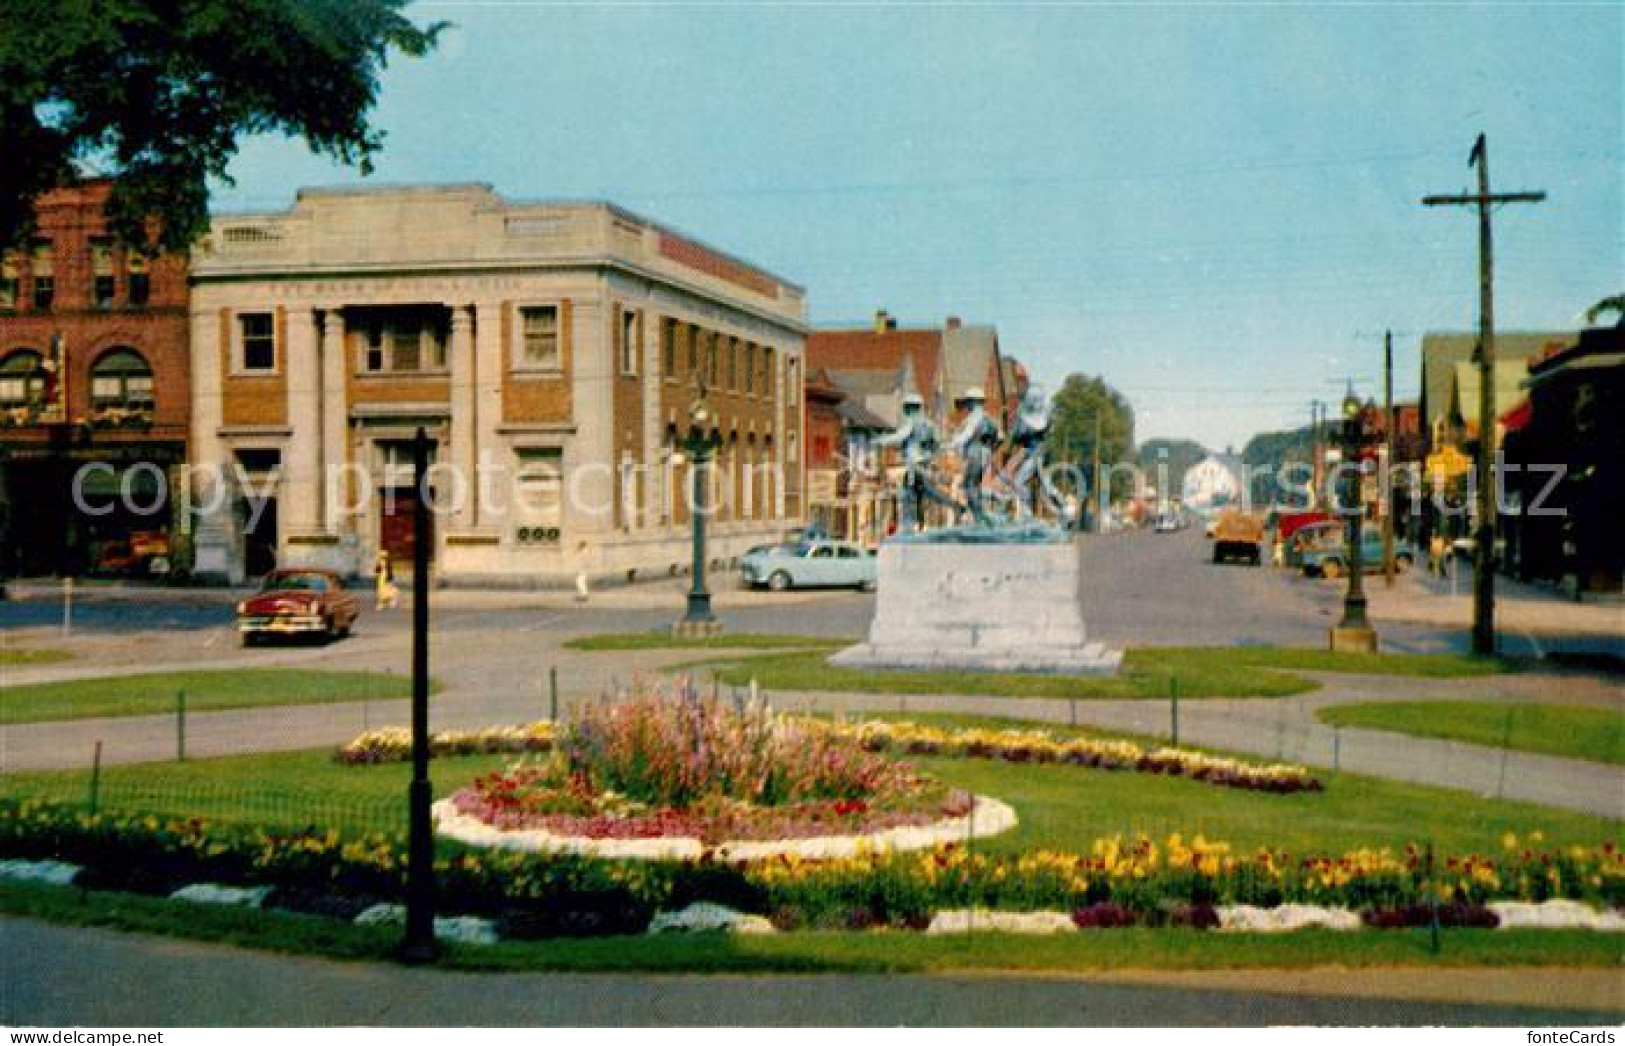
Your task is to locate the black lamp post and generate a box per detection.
[1330,388,1378,652]
[675,396,723,638]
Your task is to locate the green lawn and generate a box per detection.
[697,645,1520,702]
[6,726,1616,855]
[0,669,422,725]
[1318,701,1625,767]
[564,632,849,652]
[0,648,72,667]
[2,882,1620,972]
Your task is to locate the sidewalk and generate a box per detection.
[3,917,1620,1025]
[1364,569,1625,643]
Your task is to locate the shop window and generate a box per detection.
[239,312,276,371]
[90,348,155,409]
[0,350,46,407]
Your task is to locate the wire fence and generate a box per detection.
[0,771,408,839]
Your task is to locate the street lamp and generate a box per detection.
[674,395,724,638]
[1330,387,1378,653]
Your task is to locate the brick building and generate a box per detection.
[0,180,190,578]
[186,184,806,584]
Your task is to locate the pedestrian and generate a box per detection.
[375,549,399,610]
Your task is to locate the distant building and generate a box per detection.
[0,180,190,579]
[1420,331,1574,452]
[1181,453,1243,515]
[186,184,806,584]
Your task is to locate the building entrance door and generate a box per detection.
[379,487,432,567]
[242,496,278,578]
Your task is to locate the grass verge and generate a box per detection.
[0,669,425,725]
[0,648,73,667]
[3,882,1620,972]
[564,632,849,652]
[698,645,1520,701]
[6,732,1617,855]
[1318,701,1625,767]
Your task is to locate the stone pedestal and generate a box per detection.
[831,539,1121,674]
[1328,624,1378,653]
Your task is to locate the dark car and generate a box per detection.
[237,569,360,645]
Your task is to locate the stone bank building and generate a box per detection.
[188,185,807,583]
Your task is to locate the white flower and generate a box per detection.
[927,910,1077,935]
[170,883,272,908]
[1216,904,1363,932]
[0,859,82,886]
[1489,901,1625,932]
[648,903,777,935]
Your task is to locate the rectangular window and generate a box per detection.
[786,357,799,408]
[515,447,564,528]
[685,323,699,375]
[364,327,384,372]
[727,338,738,391]
[763,346,775,398]
[745,343,756,394]
[0,250,19,307]
[239,312,276,371]
[355,310,447,374]
[708,331,720,387]
[30,241,52,309]
[519,306,560,369]
[662,318,677,379]
[126,253,149,306]
[620,310,638,376]
[91,239,114,308]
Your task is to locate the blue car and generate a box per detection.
[1301,528,1415,579]
[741,539,877,592]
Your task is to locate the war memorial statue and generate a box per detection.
[832,389,1121,675]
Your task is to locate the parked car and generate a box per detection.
[1301,529,1415,579]
[741,540,877,592]
[1152,513,1181,533]
[237,568,360,645]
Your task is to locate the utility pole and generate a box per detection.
[1091,411,1103,532]
[1382,331,1396,588]
[1422,134,1545,656]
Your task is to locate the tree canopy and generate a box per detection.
[0,0,444,251]
[1044,373,1136,500]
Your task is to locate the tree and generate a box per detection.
[0,0,444,251]
[1242,424,1318,508]
[1045,373,1136,502]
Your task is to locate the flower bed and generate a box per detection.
[435,693,1010,857]
[1,799,1619,936]
[334,717,1320,794]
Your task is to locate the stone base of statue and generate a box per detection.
[831,525,1122,675]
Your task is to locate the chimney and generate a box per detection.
[873,309,891,334]
[945,315,962,330]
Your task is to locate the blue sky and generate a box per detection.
[213,3,1622,451]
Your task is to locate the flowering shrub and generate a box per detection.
[336,723,555,765]
[839,721,1321,794]
[444,692,974,844]
[4,798,1618,937]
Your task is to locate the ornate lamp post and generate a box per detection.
[675,395,724,638]
[1330,387,1378,653]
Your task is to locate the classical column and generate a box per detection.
[472,302,504,528]
[320,309,348,534]
[284,307,321,537]
[642,310,662,532]
[448,304,475,530]
[188,306,238,582]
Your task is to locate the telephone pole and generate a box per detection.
[1422,134,1545,656]
[1382,331,1395,589]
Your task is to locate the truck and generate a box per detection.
[1210,509,1264,565]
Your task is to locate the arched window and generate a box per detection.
[0,350,45,407]
[90,348,154,409]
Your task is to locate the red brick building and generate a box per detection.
[0,180,190,578]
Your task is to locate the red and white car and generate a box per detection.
[237,569,360,646]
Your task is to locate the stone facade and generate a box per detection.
[187,184,806,584]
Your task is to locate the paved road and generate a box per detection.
[2,918,1619,1026]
